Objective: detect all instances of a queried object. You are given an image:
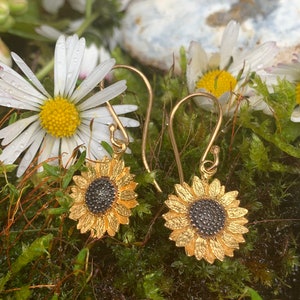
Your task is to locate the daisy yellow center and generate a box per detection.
[189,199,226,237]
[85,177,117,214]
[296,82,300,105]
[196,70,237,98]
[39,96,81,138]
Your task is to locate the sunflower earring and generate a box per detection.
[68,65,157,239]
[163,92,249,263]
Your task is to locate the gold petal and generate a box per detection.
[119,181,137,192]
[70,190,85,203]
[204,245,216,264]
[221,232,239,249]
[227,207,248,219]
[73,175,88,189]
[209,179,222,198]
[78,213,95,233]
[169,227,187,241]
[175,227,195,247]
[164,198,188,214]
[164,216,190,230]
[69,204,88,220]
[163,211,182,221]
[81,169,95,181]
[118,199,138,209]
[96,158,110,177]
[192,176,205,197]
[116,171,134,187]
[185,237,196,257]
[93,217,106,238]
[227,222,249,234]
[111,159,125,179]
[194,236,207,260]
[120,190,137,201]
[210,238,225,261]
[115,212,129,225]
[114,203,132,217]
[219,191,238,206]
[106,211,120,236]
[175,183,194,203]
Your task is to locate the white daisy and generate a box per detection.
[269,53,300,122]
[186,20,278,115]
[0,34,139,177]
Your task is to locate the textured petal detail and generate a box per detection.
[227,222,249,234]
[175,227,194,247]
[73,175,89,190]
[92,217,106,238]
[210,238,225,261]
[114,203,132,217]
[69,204,88,220]
[164,197,188,214]
[119,190,137,201]
[221,232,239,249]
[219,191,238,206]
[227,207,248,219]
[118,199,138,209]
[111,159,124,179]
[116,171,134,187]
[164,216,190,230]
[209,179,222,197]
[78,213,95,233]
[96,158,111,177]
[175,183,194,203]
[194,236,207,260]
[192,176,205,197]
[106,211,119,236]
[185,238,196,257]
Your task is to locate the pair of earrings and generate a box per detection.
[68,67,248,264]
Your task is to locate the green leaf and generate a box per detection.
[0,234,53,292]
[73,248,89,276]
[62,151,86,189]
[245,287,263,300]
[249,134,270,171]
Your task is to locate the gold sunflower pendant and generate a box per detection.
[163,176,248,263]
[69,156,138,239]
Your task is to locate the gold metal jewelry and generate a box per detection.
[68,65,159,238]
[163,92,248,263]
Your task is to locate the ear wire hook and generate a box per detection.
[110,65,162,192]
[168,92,223,184]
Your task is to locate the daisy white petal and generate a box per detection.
[291,106,300,122]
[0,115,39,145]
[77,80,127,111]
[71,58,116,103]
[54,35,67,96]
[42,0,64,14]
[17,129,45,177]
[38,134,58,167]
[65,37,85,97]
[0,121,40,164]
[60,136,77,167]
[35,25,62,40]
[11,53,51,98]
[220,20,239,70]
[0,63,46,102]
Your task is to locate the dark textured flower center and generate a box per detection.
[189,199,226,237]
[85,177,117,214]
